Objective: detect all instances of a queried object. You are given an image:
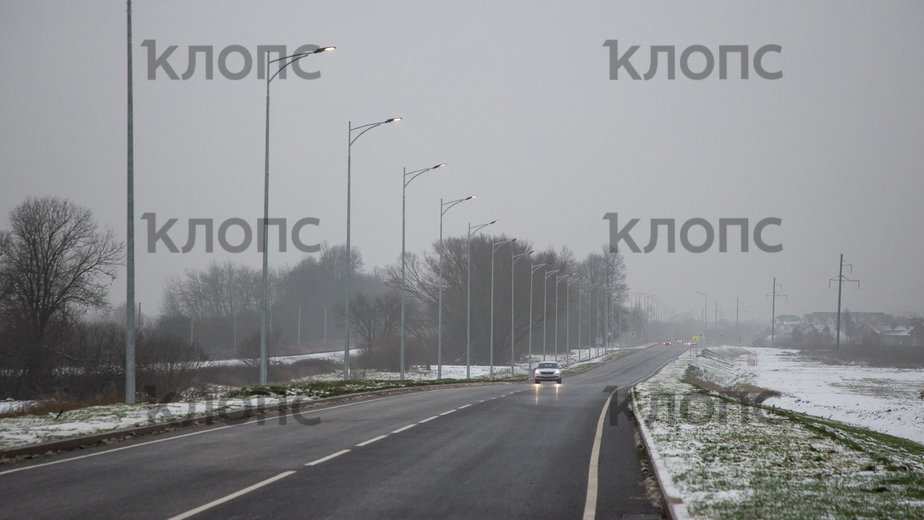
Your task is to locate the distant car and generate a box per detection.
[663,341,672,346]
[534,361,562,384]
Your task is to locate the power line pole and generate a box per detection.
[829,253,859,351]
[735,297,740,347]
[766,277,787,347]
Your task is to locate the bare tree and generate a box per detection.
[349,292,402,352]
[0,230,9,306]
[0,197,122,385]
[162,260,261,319]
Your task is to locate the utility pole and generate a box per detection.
[829,253,859,350]
[735,297,740,347]
[766,277,787,347]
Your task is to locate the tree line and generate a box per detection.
[0,196,630,400]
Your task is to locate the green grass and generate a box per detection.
[635,360,924,520]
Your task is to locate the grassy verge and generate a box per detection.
[635,358,924,520]
[229,376,516,399]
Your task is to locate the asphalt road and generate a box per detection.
[0,344,682,520]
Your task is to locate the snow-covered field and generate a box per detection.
[751,348,924,445]
[634,348,924,519]
[691,346,924,445]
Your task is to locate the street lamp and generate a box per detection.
[260,45,334,386]
[438,195,475,379]
[554,273,570,361]
[528,263,547,370]
[542,269,559,360]
[401,163,446,380]
[466,220,498,379]
[511,249,534,377]
[490,238,516,380]
[566,278,580,363]
[696,291,707,348]
[344,116,400,381]
[576,280,585,361]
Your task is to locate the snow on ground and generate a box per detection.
[0,347,623,451]
[635,350,924,519]
[0,400,34,416]
[0,395,309,451]
[748,348,924,445]
[292,345,619,381]
[694,346,924,445]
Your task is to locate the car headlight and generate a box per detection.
[553,369,560,375]
[534,369,540,375]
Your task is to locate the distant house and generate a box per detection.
[775,314,801,336]
[863,324,914,347]
[801,311,893,344]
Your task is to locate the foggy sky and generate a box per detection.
[2,0,923,325]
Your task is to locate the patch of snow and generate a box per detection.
[735,347,924,445]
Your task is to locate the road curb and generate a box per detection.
[0,380,506,461]
[631,387,690,520]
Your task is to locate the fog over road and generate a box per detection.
[0,344,682,520]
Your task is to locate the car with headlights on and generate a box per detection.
[534,361,562,384]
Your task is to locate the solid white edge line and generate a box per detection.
[419,416,439,423]
[582,385,620,520]
[166,470,296,520]
[305,449,350,467]
[356,434,388,447]
[0,396,386,477]
[0,423,238,477]
[391,424,416,434]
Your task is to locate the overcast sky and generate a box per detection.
[2,0,923,325]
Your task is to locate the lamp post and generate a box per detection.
[528,263,546,370]
[576,280,584,361]
[344,116,400,381]
[566,278,580,363]
[401,163,446,380]
[466,220,498,379]
[554,273,570,361]
[696,291,707,348]
[511,250,534,377]
[588,282,597,359]
[260,45,334,386]
[490,238,516,380]
[542,269,559,360]
[438,195,475,379]
[125,0,135,404]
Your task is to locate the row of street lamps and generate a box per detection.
[258,47,613,385]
